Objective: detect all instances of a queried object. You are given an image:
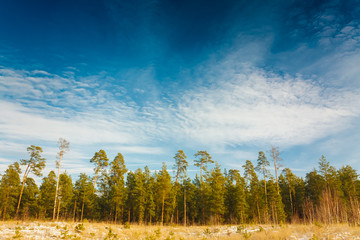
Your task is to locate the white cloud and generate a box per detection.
[1,62,360,178]
[107,145,166,155]
[0,100,146,144]
[2,65,359,150]
[174,68,360,147]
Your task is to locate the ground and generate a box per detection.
[0,221,360,239]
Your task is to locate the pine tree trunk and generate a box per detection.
[262,164,268,223]
[272,203,275,225]
[121,206,123,224]
[15,174,28,219]
[272,148,279,194]
[257,197,261,223]
[128,208,130,223]
[93,172,98,193]
[2,192,9,221]
[53,151,63,220]
[81,191,85,222]
[184,188,186,226]
[2,205,6,221]
[289,188,294,216]
[73,199,76,222]
[200,161,204,224]
[161,191,165,225]
[263,164,267,205]
[57,198,61,221]
[115,205,117,224]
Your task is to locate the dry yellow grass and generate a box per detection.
[1,221,360,239]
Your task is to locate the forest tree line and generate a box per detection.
[1,138,360,225]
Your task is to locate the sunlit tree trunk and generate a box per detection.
[81,191,85,221]
[15,164,30,219]
[73,199,76,222]
[56,197,61,221]
[161,191,165,225]
[184,188,186,226]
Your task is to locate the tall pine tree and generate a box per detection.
[0,162,21,220]
[15,145,46,219]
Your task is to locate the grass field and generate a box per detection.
[1,221,360,239]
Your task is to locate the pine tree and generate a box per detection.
[293,177,305,220]
[21,178,39,219]
[15,145,46,219]
[206,163,226,224]
[39,171,57,219]
[53,138,70,220]
[338,165,360,224]
[185,177,200,224]
[109,153,127,223]
[269,146,281,194]
[255,151,270,221]
[57,172,73,220]
[243,160,262,223]
[74,173,94,221]
[90,150,109,192]
[194,150,214,224]
[317,156,343,223]
[267,177,285,224]
[279,168,296,219]
[0,162,21,220]
[305,169,325,206]
[225,169,247,224]
[318,156,342,194]
[144,166,156,224]
[174,150,188,184]
[255,151,270,208]
[133,169,146,223]
[98,170,112,221]
[194,151,214,184]
[172,150,188,224]
[156,163,172,225]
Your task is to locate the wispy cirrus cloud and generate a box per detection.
[0,68,170,176]
[174,66,360,148]
[1,64,360,150]
[1,55,360,178]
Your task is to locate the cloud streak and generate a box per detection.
[175,67,360,147]
[1,65,360,151]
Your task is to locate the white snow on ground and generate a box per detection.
[1,222,360,239]
[0,222,67,239]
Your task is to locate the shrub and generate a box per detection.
[75,223,85,233]
[104,227,118,240]
[154,228,161,238]
[204,228,211,235]
[13,226,22,239]
[123,222,130,229]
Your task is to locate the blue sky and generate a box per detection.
[0,0,360,181]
